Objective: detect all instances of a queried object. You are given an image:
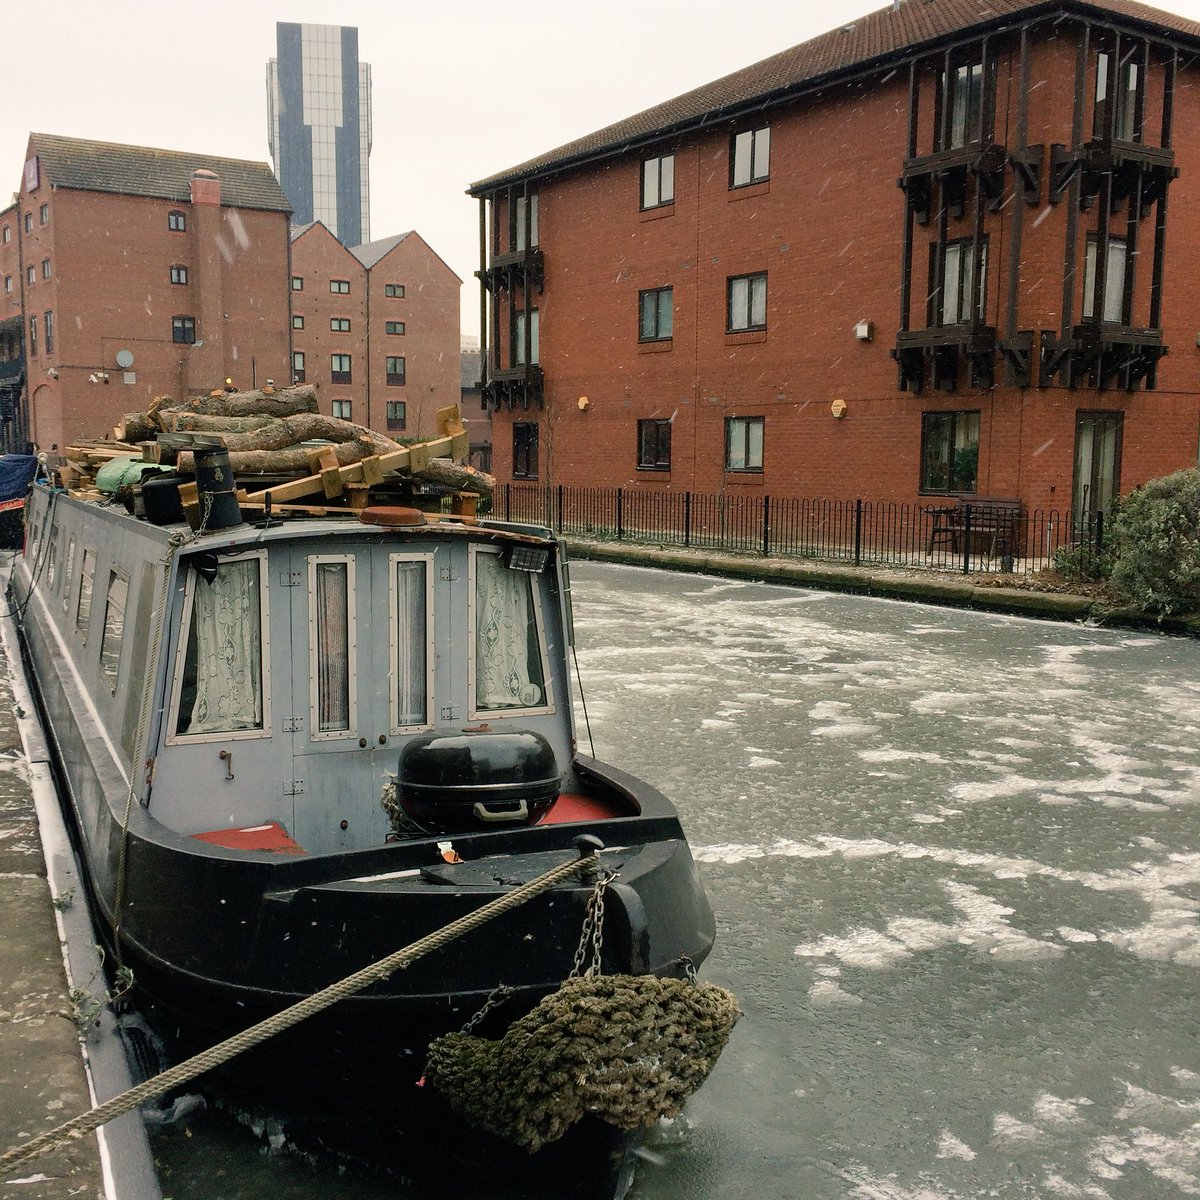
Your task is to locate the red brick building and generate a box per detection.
[0,134,293,453]
[469,0,1200,532]
[289,223,462,440]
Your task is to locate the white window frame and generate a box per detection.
[467,545,555,721]
[308,554,357,741]
[166,549,272,746]
[388,552,435,735]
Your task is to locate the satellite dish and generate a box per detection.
[115,349,135,369]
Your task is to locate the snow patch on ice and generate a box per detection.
[936,1131,976,1160]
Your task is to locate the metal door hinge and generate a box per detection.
[440,567,458,582]
[280,570,303,587]
[282,717,303,732]
[439,705,461,721]
[283,778,305,795]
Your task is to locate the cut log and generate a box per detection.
[412,458,495,495]
[176,436,388,476]
[163,383,318,420]
[116,412,159,443]
[162,413,275,435]
[212,414,401,455]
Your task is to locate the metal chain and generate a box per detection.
[458,983,514,1034]
[569,870,617,980]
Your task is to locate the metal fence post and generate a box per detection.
[616,488,624,540]
[961,504,972,575]
[504,483,511,521]
[556,484,564,532]
[762,495,771,557]
[854,498,863,567]
[684,492,692,548]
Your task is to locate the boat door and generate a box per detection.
[281,541,448,854]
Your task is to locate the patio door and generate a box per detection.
[1072,411,1122,532]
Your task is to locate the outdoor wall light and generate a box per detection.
[577,396,590,411]
[831,398,848,419]
[854,319,874,342]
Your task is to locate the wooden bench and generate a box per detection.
[927,497,1025,560]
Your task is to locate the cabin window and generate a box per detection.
[76,549,96,640]
[61,538,76,612]
[45,531,57,588]
[100,571,128,694]
[310,556,356,737]
[390,556,431,730]
[472,548,549,715]
[173,553,267,737]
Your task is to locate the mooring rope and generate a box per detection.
[0,849,599,1174]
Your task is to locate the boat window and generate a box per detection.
[100,571,128,694]
[390,556,430,730]
[310,556,356,737]
[174,555,265,736]
[45,531,57,589]
[76,548,96,640]
[472,548,549,713]
[61,538,76,612]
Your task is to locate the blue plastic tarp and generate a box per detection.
[0,455,38,503]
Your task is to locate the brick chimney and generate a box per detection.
[190,168,221,206]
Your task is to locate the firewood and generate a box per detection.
[175,436,387,476]
[164,384,318,420]
[412,458,495,495]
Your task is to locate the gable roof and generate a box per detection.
[27,133,292,213]
[351,232,413,269]
[468,0,1200,193]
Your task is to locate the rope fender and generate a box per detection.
[423,973,741,1152]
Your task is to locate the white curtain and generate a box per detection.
[186,559,263,734]
[395,561,426,726]
[475,553,544,710]
[315,562,349,732]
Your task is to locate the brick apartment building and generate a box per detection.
[288,222,462,440]
[0,134,293,453]
[468,0,1200,530]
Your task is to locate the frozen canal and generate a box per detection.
[154,561,1200,1199]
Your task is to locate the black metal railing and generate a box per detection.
[492,485,1110,577]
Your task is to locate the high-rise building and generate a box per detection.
[267,23,372,247]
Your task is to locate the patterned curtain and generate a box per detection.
[186,559,263,734]
[475,552,544,710]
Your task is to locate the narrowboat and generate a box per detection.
[8,460,719,1195]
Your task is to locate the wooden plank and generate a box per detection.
[361,455,384,486]
[407,442,434,474]
[241,436,455,504]
[437,404,466,438]
[320,465,344,500]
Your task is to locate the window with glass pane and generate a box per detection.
[1094,51,1140,140]
[45,534,57,588]
[943,59,984,149]
[331,353,352,384]
[639,287,673,341]
[514,193,539,250]
[292,351,305,383]
[386,401,406,430]
[386,356,405,386]
[514,309,539,365]
[175,557,264,735]
[474,552,546,711]
[920,411,980,494]
[62,539,75,612]
[638,419,672,470]
[933,239,988,326]
[313,559,353,734]
[331,399,351,419]
[100,572,128,694]
[727,273,767,332]
[513,423,538,479]
[725,416,764,472]
[75,548,96,639]
[642,155,675,208]
[393,560,427,728]
[44,310,54,355]
[1083,237,1127,323]
[731,127,770,187]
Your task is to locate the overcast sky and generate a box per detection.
[8,0,1200,337]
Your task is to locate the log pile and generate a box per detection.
[103,384,493,513]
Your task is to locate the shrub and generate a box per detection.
[1108,469,1200,615]
[1053,530,1115,583]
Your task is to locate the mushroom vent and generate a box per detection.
[396,729,562,834]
